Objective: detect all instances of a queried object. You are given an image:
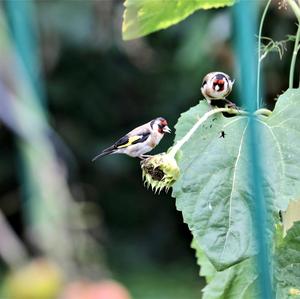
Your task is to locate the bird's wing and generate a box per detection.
[114,132,151,149]
[127,121,151,135]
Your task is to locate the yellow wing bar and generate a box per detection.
[117,135,141,148]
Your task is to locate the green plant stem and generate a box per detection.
[254,108,272,116]
[169,108,247,158]
[288,0,300,88]
[289,23,300,88]
[257,0,272,109]
[288,0,300,19]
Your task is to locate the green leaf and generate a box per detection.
[172,88,300,270]
[191,239,216,282]
[275,221,300,298]
[202,258,258,299]
[192,239,258,298]
[195,222,300,299]
[264,89,300,210]
[122,0,235,40]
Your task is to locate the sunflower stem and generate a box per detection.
[289,23,300,88]
[288,0,300,88]
[257,0,272,109]
[254,108,272,116]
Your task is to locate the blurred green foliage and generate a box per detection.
[122,0,235,40]
[0,0,298,298]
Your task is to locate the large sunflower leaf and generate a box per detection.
[172,88,300,270]
[122,0,235,40]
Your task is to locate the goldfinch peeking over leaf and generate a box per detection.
[201,72,235,108]
[92,117,171,161]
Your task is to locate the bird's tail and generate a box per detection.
[92,148,115,162]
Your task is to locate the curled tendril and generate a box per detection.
[141,153,180,194]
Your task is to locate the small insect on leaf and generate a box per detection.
[219,130,226,138]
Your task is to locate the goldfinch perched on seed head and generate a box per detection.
[201,72,235,107]
[92,117,171,161]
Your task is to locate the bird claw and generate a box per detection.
[139,154,152,160]
[225,100,239,110]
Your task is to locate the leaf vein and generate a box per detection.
[220,120,249,262]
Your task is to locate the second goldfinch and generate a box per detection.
[92,117,171,161]
[201,72,235,107]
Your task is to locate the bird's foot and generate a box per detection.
[224,100,239,110]
[139,154,152,160]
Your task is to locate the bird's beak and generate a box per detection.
[163,126,171,133]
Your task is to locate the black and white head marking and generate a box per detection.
[201,72,234,101]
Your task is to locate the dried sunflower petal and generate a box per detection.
[141,153,180,194]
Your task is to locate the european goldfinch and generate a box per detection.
[201,72,235,107]
[92,117,171,161]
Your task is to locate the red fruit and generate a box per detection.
[61,280,131,299]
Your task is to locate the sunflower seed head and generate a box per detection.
[141,153,180,194]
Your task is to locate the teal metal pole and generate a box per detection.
[233,1,273,298]
[4,0,47,227]
[5,0,45,105]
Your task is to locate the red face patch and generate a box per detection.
[213,79,224,85]
[160,119,168,126]
[213,79,225,91]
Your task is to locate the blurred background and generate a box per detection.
[0,1,297,298]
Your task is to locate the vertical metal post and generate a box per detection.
[5,0,45,105]
[233,1,274,298]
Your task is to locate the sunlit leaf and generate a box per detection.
[122,0,235,40]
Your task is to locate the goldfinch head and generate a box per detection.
[151,117,171,134]
[201,72,234,100]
